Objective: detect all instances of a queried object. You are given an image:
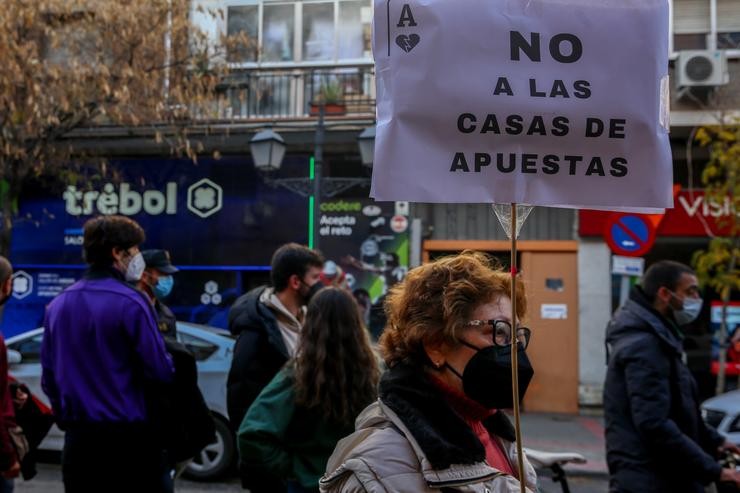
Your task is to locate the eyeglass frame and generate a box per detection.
[464,319,532,349]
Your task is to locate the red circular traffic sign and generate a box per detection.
[603,213,656,257]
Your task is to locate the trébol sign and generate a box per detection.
[62,178,224,218]
[372,0,672,212]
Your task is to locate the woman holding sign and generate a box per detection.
[320,252,537,493]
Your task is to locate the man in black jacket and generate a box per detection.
[226,243,323,491]
[604,260,740,493]
[139,249,179,339]
[137,250,214,487]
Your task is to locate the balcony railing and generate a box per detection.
[201,64,376,120]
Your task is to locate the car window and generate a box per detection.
[177,333,219,361]
[8,334,44,363]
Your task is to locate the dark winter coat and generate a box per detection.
[226,286,290,429]
[154,299,178,340]
[226,286,289,493]
[604,287,725,493]
[152,340,216,464]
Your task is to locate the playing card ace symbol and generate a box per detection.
[396,34,420,53]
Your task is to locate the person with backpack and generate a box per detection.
[238,287,379,493]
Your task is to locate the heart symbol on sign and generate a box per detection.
[396,34,420,53]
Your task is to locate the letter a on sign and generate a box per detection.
[372,0,672,213]
[397,4,417,27]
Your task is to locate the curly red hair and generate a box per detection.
[379,251,526,367]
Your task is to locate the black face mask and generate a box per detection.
[302,281,324,305]
[446,341,534,409]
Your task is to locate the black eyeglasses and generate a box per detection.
[465,320,532,349]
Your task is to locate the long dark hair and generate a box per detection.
[294,287,380,424]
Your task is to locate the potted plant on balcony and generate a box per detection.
[310,82,346,116]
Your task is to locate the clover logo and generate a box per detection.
[11,271,33,300]
[187,179,223,218]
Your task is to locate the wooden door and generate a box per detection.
[520,252,579,413]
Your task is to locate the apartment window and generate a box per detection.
[226,0,372,64]
[338,1,366,59]
[43,13,102,67]
[717,32,740,49]
[672,0,740,52]
[717,0,740,49]
[227,5,259,62]
[303,2,334,61]
[263,3,295,62]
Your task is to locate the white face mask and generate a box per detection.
[670,292,703,325]
[124,252,146,282]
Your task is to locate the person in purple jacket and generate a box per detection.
[41,215,174,493]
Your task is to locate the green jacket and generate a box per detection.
[238,366,355,490]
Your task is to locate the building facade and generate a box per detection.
[6,0,739,412]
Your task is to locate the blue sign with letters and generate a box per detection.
[2,155,311,337]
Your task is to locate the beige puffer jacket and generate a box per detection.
[320,400,537,493]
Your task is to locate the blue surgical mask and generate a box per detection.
[670,292,703,325]
[153,276,174,299]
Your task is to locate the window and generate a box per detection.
[225,0,372,64]
[263,3,295,62]
[672,0,740,53]
[9,334,44,364]
[338,1,366,59]
[674,33,707,50]
[43,13,103,67]
[227,5,259,62]
[303,3,335,61]
[717,32,740,49]
[177,332,219,361]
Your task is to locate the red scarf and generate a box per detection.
[429,375,516,477]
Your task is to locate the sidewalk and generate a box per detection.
[519,411,608,476]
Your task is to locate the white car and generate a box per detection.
[702,390,740,446]
[6,322,236,481]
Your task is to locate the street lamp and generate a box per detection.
[357,126,376,167]
[249,129,286,172]
[250,122,374,250]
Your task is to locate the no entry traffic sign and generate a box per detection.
[604,214,656,257]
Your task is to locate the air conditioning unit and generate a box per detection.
[676,50,729,87]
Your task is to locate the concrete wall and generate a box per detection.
[577,239,612,406]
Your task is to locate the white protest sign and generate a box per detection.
[371,0,672,212]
